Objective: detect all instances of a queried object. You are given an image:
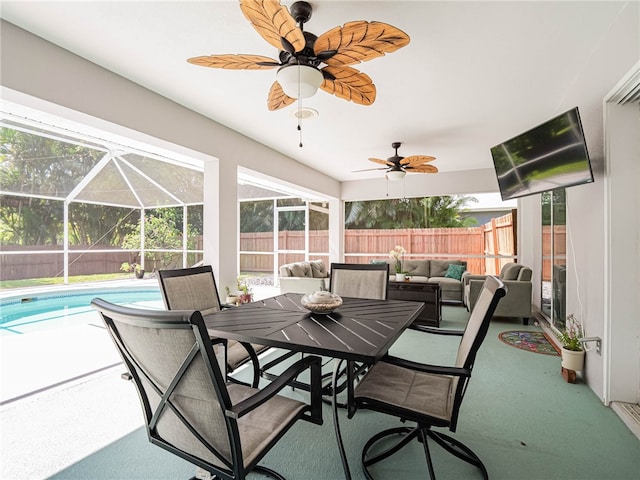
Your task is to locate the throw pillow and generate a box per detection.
[290,262,311,277]
[501,263,522,280]
[445,263,466,280]
[309,259,328,278]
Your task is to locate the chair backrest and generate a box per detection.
[329,262,390,300]
[450,276,506,429]
[91,298,242,475]
[158,266,222,316]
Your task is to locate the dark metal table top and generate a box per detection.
[203,293,424,363]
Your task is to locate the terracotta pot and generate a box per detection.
[561,347,585,371]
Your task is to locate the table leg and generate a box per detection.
[332,359,351,480]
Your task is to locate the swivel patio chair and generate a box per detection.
[91,298,323,480]
[157,266,268,388]
[352,276,506,479]
[327,262,391,401]
[329,262,390,300]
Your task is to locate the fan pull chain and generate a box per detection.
[297,64,303,147]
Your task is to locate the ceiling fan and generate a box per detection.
[358,142,438,181]
[187,0,410,111]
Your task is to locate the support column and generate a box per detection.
[203,157,238,292]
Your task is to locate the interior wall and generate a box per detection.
[604,98,640,404]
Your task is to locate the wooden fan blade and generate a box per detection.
[187,54,280,70]
[268,81,296,111]
[240,0,306,53]
[406,164,439,173]
[320,66,376,105]
[368,157,394,167]
[314,21,410,67]
[400,155,437,166]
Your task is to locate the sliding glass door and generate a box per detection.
[541,189,566,329]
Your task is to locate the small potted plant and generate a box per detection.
[237,277,253,304]
[389,245,406,281]
[558,314,585,371]
[224,286,239,306]
[120,261,145,279]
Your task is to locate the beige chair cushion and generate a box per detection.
[227,384,308,467]
[161,272,220,315]
[331,269,387,300]
[354,362,455,422]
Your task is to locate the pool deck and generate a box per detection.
[0,279,279,405]
[0,279,162,405]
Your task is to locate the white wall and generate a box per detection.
[604,97,640,405]
[0,20,340,290]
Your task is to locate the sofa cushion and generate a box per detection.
[501,263,524,280]
[289,261,312,278]
[309,260,328,278]
[430,259,465,277]
[444,263,466,280]
[402,260,430,276]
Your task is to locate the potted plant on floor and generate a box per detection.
[237,277,253,304]
[559,314,585,371]
[120,261,145,279]
[224,286,239,306]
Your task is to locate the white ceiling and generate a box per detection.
[1,1,637,182]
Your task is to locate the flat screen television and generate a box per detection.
[490,107,594,200]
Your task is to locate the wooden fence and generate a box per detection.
[240,210,517,275]
[1,212,517,281]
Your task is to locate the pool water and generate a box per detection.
[0,288,163,335]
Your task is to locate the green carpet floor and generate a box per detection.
[50,306,640,479]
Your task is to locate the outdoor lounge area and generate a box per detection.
[1,1,640,480]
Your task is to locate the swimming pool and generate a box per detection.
[0,287,163,335]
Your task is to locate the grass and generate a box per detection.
[0,273,134,290]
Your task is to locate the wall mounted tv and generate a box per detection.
[490,107,594,201]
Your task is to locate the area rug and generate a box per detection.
[498,330,560,356]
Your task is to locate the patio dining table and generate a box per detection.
[203,292,424,479]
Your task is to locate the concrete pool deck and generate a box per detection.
[0,279,279,405]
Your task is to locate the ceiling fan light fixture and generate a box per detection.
[386,170,406,181]
[276,64,323,99]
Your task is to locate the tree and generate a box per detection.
[121,208,199,270]
[345,196,478,229]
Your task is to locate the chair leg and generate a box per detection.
[189,465,285,480]
[361,427,421,479]
[418,427,437,479]
[361,426,488,480]
[428,430,488,480]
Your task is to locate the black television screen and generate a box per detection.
[490,107,594,200]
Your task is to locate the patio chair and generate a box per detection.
[352,276,506,479]
[329,262,390,300]
[157,266,267,388]
[326,262,391,402]
[91,298,323,480]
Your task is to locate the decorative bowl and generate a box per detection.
[301,291,343,314]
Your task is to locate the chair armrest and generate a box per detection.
[462,272,488,286]
[409,324,464,337]
[226,355,322,420]
[383,355,471,378]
